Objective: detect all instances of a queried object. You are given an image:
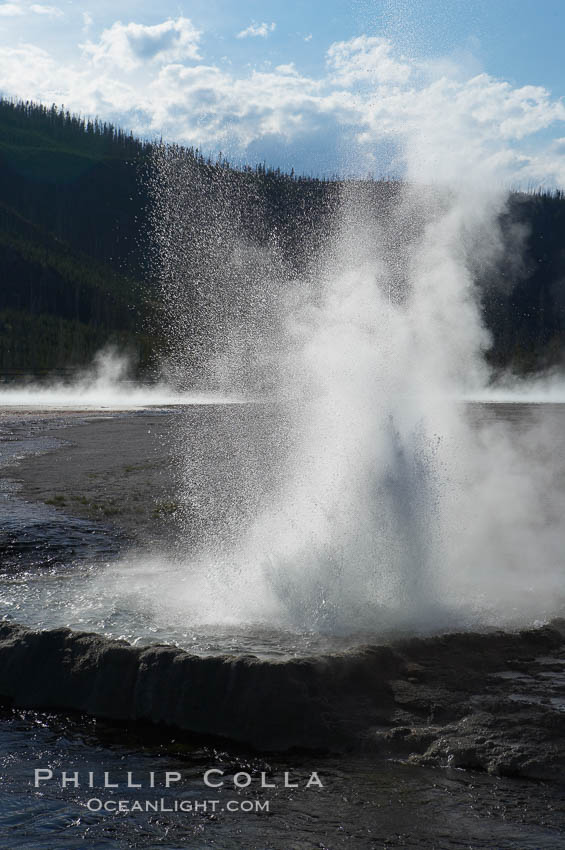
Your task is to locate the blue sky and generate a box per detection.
[0,1,564,183]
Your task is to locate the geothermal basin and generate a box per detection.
[0,400,564,850]
[1,400,564,654]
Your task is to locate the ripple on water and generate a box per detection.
[0,707,564,850]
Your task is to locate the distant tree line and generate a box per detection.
[0,97,564,375]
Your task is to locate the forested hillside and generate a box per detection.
[485,191,565,372]
[0,99,154,372]
[0,99,340,374]
[0,98,564,375]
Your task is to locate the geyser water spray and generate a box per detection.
[142,45,565,638]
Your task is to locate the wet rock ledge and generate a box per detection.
[0,620,564,780]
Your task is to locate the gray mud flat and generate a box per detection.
[1,618,564,782]
[0,405,285,549]
[0,411,178,544]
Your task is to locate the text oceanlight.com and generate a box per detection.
[33,768,324,816]
[85,798,270,814]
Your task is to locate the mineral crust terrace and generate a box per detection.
[0,619,564,780]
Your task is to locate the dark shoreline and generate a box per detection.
[1,618,563,781]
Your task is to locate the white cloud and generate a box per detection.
[236,21,275,39]
[304,34,312,43]
[550,137,565,154]
[82,16,201,71]
[0,3,23,16]
[0,26,564,186]
[327,35,412,85]
[145,61,339,148]
[82,11,92,32]
[0,2,63,17]
[30,4,63,17]
[275,63,298,75]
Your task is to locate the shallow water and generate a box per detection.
[0,552,472,657]
[1,706,564,850]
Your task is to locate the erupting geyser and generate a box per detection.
[144,118,565,639]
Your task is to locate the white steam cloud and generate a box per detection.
[122,47,565,641]
[0,348,242,409]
